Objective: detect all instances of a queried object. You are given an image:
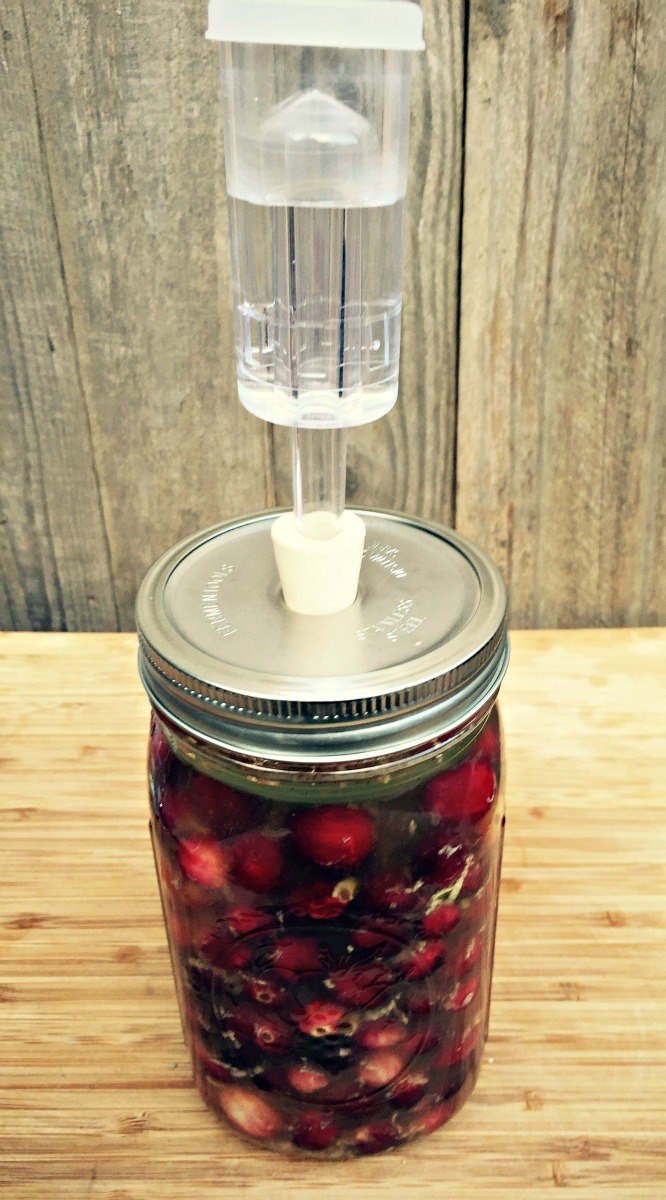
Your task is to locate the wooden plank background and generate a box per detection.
[0,0,664,632]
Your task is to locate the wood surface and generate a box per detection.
[1,2,664,630]
[1,629,665,1199]
[457,0,666,628]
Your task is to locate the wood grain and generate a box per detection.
[0,4,119,632]
[1,1,664,630]
[1,0,463,631]
[1,629,665,1198]
[457,0,666,627]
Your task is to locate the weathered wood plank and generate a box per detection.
[457,0,666,627]
[344,0,464,522]
[19,0,274,629]
[0,3,119,631]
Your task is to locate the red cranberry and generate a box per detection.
[402,1024,440,1056]
[196,927,251,971]
[216,1084,283,1140]
[424,759,497,824]
[178,839,230,890]
[287,1063,330,1094]
[243,976,286,1008]
[292,1110,340,1151]
[292,805,376,868]
[461,858,487,895]
[295,1000,350,1038]
[396,939,445,981]
[416,836,471,888]
[331,964,394,1009]
[404,985,437,1015]
[421,902,460,938]
[225,906,273,936]
[269,936,322,981]
[388,1069,430,1109]
[287,878,355,920]
[445,975,480,1011]
[228,1006,291,1055]
[357,1049,406,1088]
[231,833,283,894]
[353,1119,402,1154]
[190,1036,235,1084]
[365,869,422,913]
[434,1023,481,1069]
[350,918,408,955]
[447,935,483,976]
[162,774,256,840]
[410,1099,456,1134]
[355,1019,409,1050]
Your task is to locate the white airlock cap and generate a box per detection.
[207,0,425,51]
[271,510,366,616]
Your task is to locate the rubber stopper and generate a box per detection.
[271,510,366,616]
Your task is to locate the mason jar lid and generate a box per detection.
[136,510,508,763]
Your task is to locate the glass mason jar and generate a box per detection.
[137,511,508,1158]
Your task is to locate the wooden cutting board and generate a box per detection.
[1,629,665,1199]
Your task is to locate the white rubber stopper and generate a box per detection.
[271,510,366,616]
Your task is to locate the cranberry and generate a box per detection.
[225,906,273,937]
[190,1036,235,1083]
[404,985,437,1015]
[268,936,322,981]
[396,939,445,981]
[434,1024,481,1069]
[365,869,422,913]
[353,1119,402,1154]
[350,918,408,955]
[231,833,283,894]
[416,836,471,888]
[422,903,460,938]
[163,774,257,840]
[287,878,355,920]
[461,858,487,895]
[292,1110,340,1151]
[295,1000,350,1039]
[292,805,376,869]
[228,1005,291,1055]
[287,1063,330,1094]
[331,964,394,1009]
[445,975,480,1011]
[410,1099,456,1134]
[357,1049,406,1088]
[355,1019,409,1050]
[178,839,230,890]
[388,1069,429,1109]
[216,1084,283,1140]
[196,927,251,971]
[447,935,483,976]
[243,976,286,1008]
[424,759,496,824]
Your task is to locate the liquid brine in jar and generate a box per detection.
[137,511,509,1157]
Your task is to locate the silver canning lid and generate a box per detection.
[136,510,509,763]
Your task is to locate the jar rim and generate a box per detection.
[136,509,509,764]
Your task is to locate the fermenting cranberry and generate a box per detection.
[292,1110,340,1151]
[424,759,497,824]
[230,832,283,893]
[292,806,376,868]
